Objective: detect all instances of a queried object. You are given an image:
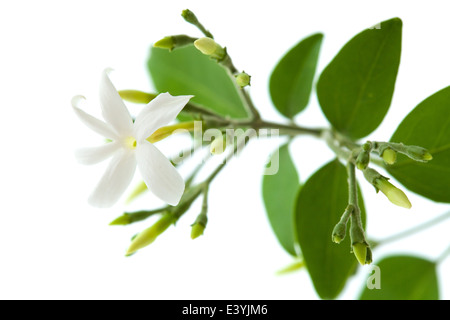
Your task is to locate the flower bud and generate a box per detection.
[147,121,196,144]
[352,242,373,265]
[126,181,148,204]
[352,242,367,265]
[381,147,397,165]
[154,35,197,51]
[154,36,175,50]
[356,150,370,170]
[118,90,156,104]
[374,178,412,209]
[190,210,208,239]
[181,9,199,24]
[235,72,251,88]
[210,135,227,155]
[362,141,372,152]
[126,213,176,255]
[405,145,433,162]
[191,223,206,239]
[109,214,131,226]
[194,37,226,60]
[332,222,346,244]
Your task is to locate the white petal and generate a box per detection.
[75,141,120,165]
[99,69,134,136]
[88,149,137,208]
[71,95,118,140]
[134,92,193,141]
[135,141,185,206]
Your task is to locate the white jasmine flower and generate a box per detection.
[72,70,193,207]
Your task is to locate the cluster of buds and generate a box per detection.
[332,204,373,266]
[375,142,433,165]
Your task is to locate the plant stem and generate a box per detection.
[375,210,450,247]
[201,184,209,214]
[436,244,450,264]
[121,207,169,225]
[256,120,323,137]
[347,162,359,209]
[347,162,364,240]
[323,129,353,161]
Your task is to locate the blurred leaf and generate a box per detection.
[317,18,402,139]
[262,144,300,256]
[276,259,305,275]
[359,255,438,300]
[295,159,366,299]
[388,86,450,202]
[269,33,323,119]
[148,45,248,119]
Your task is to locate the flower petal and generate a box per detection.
[99,69,134,136]
[75,141,120,165]
[71,95,118,140]
[135,141,185,206]
[134,92,193,141]
[88,149,137,208]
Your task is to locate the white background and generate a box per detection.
[1,0,449,300]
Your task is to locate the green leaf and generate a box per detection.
[147,45,248,119]
[359,255,439,300]
[269,33,323,119]
[317,18,402,139]
[262,144,300,256]
[388,86,450,203]
[295,159,366,299]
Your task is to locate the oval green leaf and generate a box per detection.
[295,159,366,299]
[317,18,402,139]
[359,255,438,300]
[262,144,300,256]
[148,45,248,119]
[388,86,450,202]
[269,33,323,119]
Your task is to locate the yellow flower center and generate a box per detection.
[124,136,137,150]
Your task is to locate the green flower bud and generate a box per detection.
[235,72,251,88]
[126,181,148,204]
[362,141,372,152]
[352,242,367,266]
[352,242,372,265]
[118,90,156,104]
[190,211,208,240]
[154,35,197,51]
[154,36,175,50]
[181,9,199,24]
[332,205,353,244]
[356,150,370,171]
[194,37,225,60]
[332,222,346,244]
[381,147,397,165]
[191,223,206,239]
[109,214,131,226]
[363,168,411,209]
[405,145,433,162]
[210,135,227,155]
[374,178,412,209]
[126,213,176,255]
